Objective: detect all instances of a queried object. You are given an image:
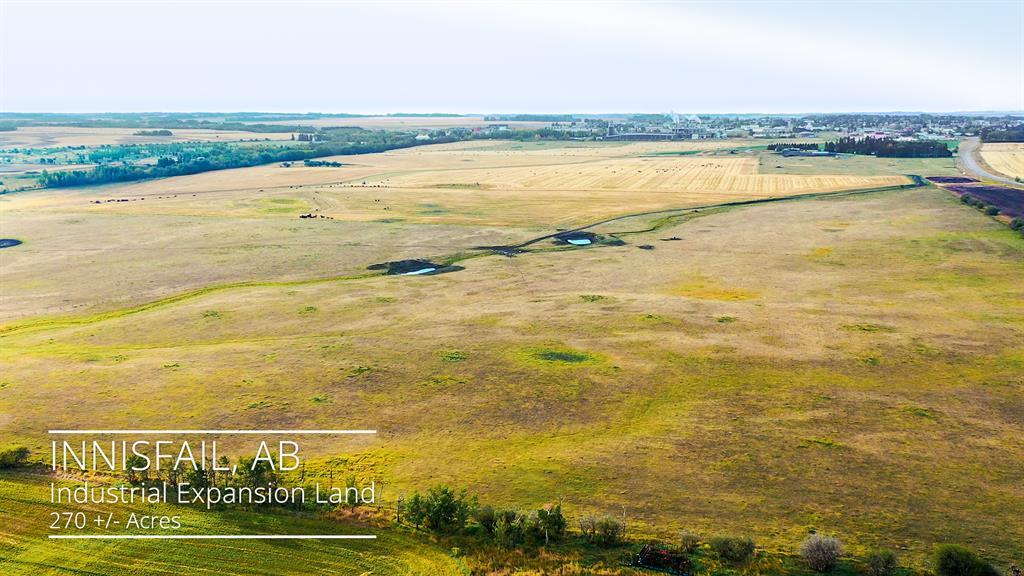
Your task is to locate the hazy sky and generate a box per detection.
[2,1,1022,114]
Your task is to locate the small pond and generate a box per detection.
[368,259,462,276]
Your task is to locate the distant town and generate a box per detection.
[478,112,1024,142]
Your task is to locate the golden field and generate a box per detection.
[0,141,911,320]
[0,126,296,148]
[3,140,906,227]
[980,142,1024,180]
[253,115,554,130]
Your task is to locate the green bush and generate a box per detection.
[578,514,625,547]
[474,504,497,534]
[536,504,567,544]
[1009,218,1023,230]
[709,536,756,563]
[0,446,30,468]
[867,549,899,576]
[679,531,702,554]
[493,511,525,549]
[800,534,843,572]
[405,486,476,535]
[984,206,1000,216]
[934,544,999,576]
[595,516,626,547]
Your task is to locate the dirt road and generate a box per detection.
[957,137,1022,187]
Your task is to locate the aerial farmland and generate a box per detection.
[1,1,1022,574]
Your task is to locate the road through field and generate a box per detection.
[958,137,1024,187]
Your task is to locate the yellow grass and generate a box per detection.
[1,188,1022,565]
[0,126,295,148]
[980,142,1024,179]
[3,141,907,230]
[251,115,554,129]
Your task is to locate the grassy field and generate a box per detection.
[243,115,555,130]
[0,141,914,321]
[0,126,295,148]
[1,140,1021,572]
[758,153,960,177]
[979,143,1024,180]
[0,473,463,576]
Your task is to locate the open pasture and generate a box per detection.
[250,115,554,130]
[759,152,960,177]
[0,140,915,320]
[2,186,1022,565]
[12,141,908,229]
[0,126,295,149]
[980,142,1024,180]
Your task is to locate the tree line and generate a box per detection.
[823,137,952,157]
[38,132,457,188]
[1,444,1013,576]
[981,125,1024,142]
[767,142,820,151]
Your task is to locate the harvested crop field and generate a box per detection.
[370,156,907,197]
[0,141,923,320]
[25,141,908,230]
[0,126,295,148]
[980,142,1024,180]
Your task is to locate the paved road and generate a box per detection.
[957,137,1023,187]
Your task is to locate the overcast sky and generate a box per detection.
[1,1,1022,114]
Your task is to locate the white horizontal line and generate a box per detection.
[48,430,377,435]
[48,534,376,539]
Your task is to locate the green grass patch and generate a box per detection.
[531,348,597,364]
[440,350,467,362]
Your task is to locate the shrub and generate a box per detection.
[709,536,756,563]
[405,486,476,535]
[934,544,999,576]
[801,535,843,572]
[494,511,526,549]
[984,206,1000,216]
[867,549,899,576]
[595,516,626,547]
[961,194,974,204]
[578,515,625,547]
[679,531,702,554]
[0,446,30,468]
[536,504,567,544]
[1009,218,1023,230]
[474,504,497,534]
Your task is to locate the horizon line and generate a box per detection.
[3,110,1023,116]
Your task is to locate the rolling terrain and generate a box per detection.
[1,140,1022,573]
